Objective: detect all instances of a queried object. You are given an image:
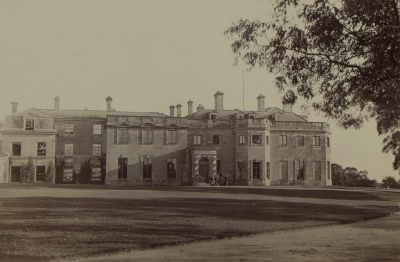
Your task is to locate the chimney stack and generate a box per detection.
[197,104,204,112]
[176,104,182,117]
[169,105,175,117]
[187,100,193,115]
[54,96,60,111]
[214,91,224,110]
[257,94,265,111]
[11,101,18,114]
[283,102,293,113]
[106,96,113,111]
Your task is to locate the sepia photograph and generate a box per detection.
[0,0,399,261]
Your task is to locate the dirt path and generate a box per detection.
[78,190,400,262]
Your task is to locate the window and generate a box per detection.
[266,162,270,179]
[12,142,21,156]
[167,158,177,178]
[276,116,282,121]
[91,167,101,182]
[117,129,129,144]
[143,157,152,179]
[295,159,305,180]
[64,144,73,156]
[252,135,262,145]
[166,130,177,144]
[266,136,269,146]
[213,135,220,145]
[63,167,73,182]
[313,161,321,180]
[252,161,261,179]
[25,119,34,130]
[210,114,217,120]
[297,136,305,146]
[118,157,128,179]
[194,135,201,145]
[313,135,320,146]
[216,160,221,174]
[93,144,101,157]
[93,124,102,135]
[327,161,331,180]
[142,129,153,144]
[239,135,245,145]
[279,135,287,146]
[65,124,74,134]
[327,137,330,147]
[11,166,21,182]
[280,161,288,180]
[37,142,46,156]
[36,166,45,182]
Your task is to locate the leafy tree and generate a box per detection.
[382,176,398,188]
[331,163,376,187]
[225,0,400,172]
[21,156,35,183]
[45,161,55,184]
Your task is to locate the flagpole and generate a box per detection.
[243,70,244,111]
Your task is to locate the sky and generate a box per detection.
[0,0,397,181]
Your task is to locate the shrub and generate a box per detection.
[45,161,55,184]
[21,157,35,183]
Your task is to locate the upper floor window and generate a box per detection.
[93,144,101,156]
[65,124,74,134]
[37,142,46,156]
[210,114,217,120]
[12,142,21,156]
[117,129,129,144]
[93,124,102,135]
[65,144,73,156]
[251,135,262,145]
[266,135,269,146]
[25,119,34,130]
[313,135,320,146]
[142,129,153,144]
[213,135,220,145]
[279,135,287,146]
[239,135,245,145]
[276,116,283,121]
[194,135,201,145]
[327,137,330,147]
[166,130,177,144]
[167,158,177,178]
[297,136,305,146]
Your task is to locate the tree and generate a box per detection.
[45,161,55,184]
[331,163,376,187]
[225,0,400,172]
[382,176,398,188]
[21,156,35,183]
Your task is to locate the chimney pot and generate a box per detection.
[11,101,18,114]
[187,100,193,115]
[106,96,113,111]
[54,96,60,111]
[257,94,266,111]
[197,104,204,112]
[214,91,224,110]
[169,105,175,117]
[176,103,182,117]
[283,102,293,113]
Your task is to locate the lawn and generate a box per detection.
[0,184,397,261]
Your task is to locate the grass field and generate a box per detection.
[0,184,397,261]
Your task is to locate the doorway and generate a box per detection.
[199,157,209,178]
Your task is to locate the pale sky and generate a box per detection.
[0,0,397,181]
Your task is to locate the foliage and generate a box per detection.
[331,163,376,187]
[20,156,35,183]
[382,176,398,188]
[77,159,92,184]
[45,161,55,184]
[225,0,400,172]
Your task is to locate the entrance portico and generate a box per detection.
[190,149,217,180]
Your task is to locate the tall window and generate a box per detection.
[327,137,330,147]
[327,161,331,180]
[297,136,304,146]
[93,144,101,156]
[276,116,282,121]
[63,167,73,182]
[93,124,102,135]
[142,129,153,144]
[12,142,21,156]
[252,135,262,145]
[143,157,152,179]
[252,162,261,179]
[11,166,21,182]
[266,162,270,179]
[37,142,46,156]
[91,167,101,182]
[266,136,269,146]
[167,158,177,178]
[194,135,201,145]
[216,160,221,174]
[118,157,128,179]
[64,144,73,156]
[295,159,305,180]
[213,135,220,145]
[280,161,288,180]
[65,124,74,134]
[279,135,287,146]
[313,161,321,180]
[239,135,245,145]
[25,119,34,130]
[166,130,177,144]
[36,166,45,182]
[313,135,320,146]
[117,129,129,144]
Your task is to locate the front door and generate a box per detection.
[11,166,20,182]
[199,157,209,178]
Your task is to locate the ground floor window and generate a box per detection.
[280,161,288,180]
[252,161,261,179]
[266,162,270,179]
[143,157,152,179]
[313,161,321,180]
[11,166,20,182]
[216,160,221,175]
[36,166,46,182]
[295,159,305,180]
[63,167,73,182]
[327,161,331,180]
[167,158,176,178]
[91,167,101,182]
[118,157,127,179]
